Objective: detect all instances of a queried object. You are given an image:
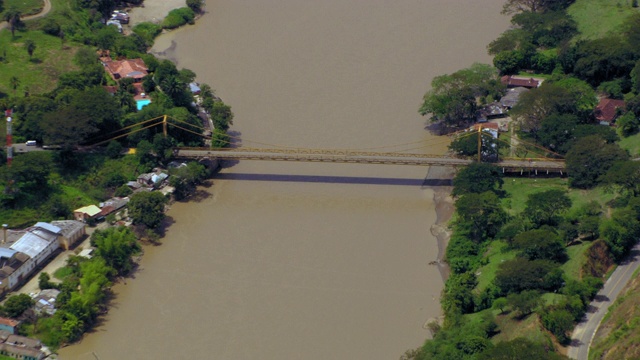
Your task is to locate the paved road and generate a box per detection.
[568,243,640,359]
[0,0,52,31]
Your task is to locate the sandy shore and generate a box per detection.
[126,0,196,26]
[423,166,455,281]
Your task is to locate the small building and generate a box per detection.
[500,75,542,89]
[33,289,60,316]
[0,317,19,334]
[594,98,626,126]
[99,197,129,217]
[73,205,102,222]
[103,58,149,82]
[138,172,169,188]
[499,86,530,109]
[0,330,46,360]
[78,248,94,259]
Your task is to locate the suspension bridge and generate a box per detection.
[87,115,566,174]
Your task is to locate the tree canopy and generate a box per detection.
[452,163,504,197]
[420,64,502,128]
[128,191,168,229]
[565,135,629,188]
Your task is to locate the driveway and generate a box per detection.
[0,0,52,31]
[568,243,640,359]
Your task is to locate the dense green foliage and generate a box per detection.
[128,191,168,229]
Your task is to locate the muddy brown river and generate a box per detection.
[60,1,508,359]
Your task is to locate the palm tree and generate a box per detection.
[9,76,19,95]
[3,9,22,37]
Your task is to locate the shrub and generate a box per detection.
[133,22,163,45]
[162,8,196,29]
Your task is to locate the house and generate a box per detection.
[73,205,102,222]
[98,197,129,218]
[0,249,29,295]
[138,172,169,188]
[0,330,46,360]
[106,19,123,33]
[103,58,149,82]
[110,12,130,24]
[477,102,505,122]
[594,98,626,126]
[500,86,529,109]
[33,289,60,315]
[500,75,542,89]
[0,318,19,334]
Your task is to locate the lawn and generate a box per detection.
[561,241,591,281]
[501,178,615,216]
[1,0,44,17]
[618,132,640,157]
[475,240,517,293]
[0,30,78,96]
[568,0,639,40]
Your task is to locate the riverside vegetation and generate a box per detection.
[0,0,235,350]
[411,0,640,359]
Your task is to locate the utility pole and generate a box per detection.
[162,114,168,138]
[5,109,12,167]
[477,124,482,162]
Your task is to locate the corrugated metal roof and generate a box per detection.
[74,205,101,217]
[33,222,62,235]
[10,231,54,258]
[0,248,16,259]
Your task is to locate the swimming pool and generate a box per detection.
[136,99,151,111]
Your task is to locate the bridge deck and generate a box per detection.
[176,148,565,172]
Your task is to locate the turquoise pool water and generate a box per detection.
[136,99,151,110]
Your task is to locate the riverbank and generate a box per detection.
[126,0,191,26]
[424,165,455,282]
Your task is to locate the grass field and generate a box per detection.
[619,132,640,157]
[501,178,615,215]
[1,0,44,17]
[561,241,591,281]
[0,30,78,96]
[568,0,639,40]
[475,240,516,292]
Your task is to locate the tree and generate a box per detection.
[565,135,629,189]
[186,0,204,13]
[599,160,640,196]
[495,258,561,294]
[493,297,508,314]
[24,39,36,59]
[478,338,567,360]
[106,140,124,159]
[169,162,208,200]
[420,64,501,128]
[452,163,504,197]
[41,107,96,149]
[91,226,141,275]
[493,50,525,74]
[2,293,34,318]
[455,191,508,242]
[510,83,576,136]
[501,0,570,14]
[3,9,21,37]
[128,191,168,228]
[523,189,572,227]
[211,101,234,131]
[538,114,578,154]
[615,112,639,137]
[541,309,574,343]
[38,272,57,290]
[512,229,567,262]
[9,76,19,95]
[506,290,542,317]
[449,131,501,161]
[600,208,640,261]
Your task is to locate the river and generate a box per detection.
[60,1,508,359]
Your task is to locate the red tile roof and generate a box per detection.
[104,58,148,81]
[0,318,19,328]
[594,98,626,123]
[501,75,540,89]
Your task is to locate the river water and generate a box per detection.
[60,1,508,359]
